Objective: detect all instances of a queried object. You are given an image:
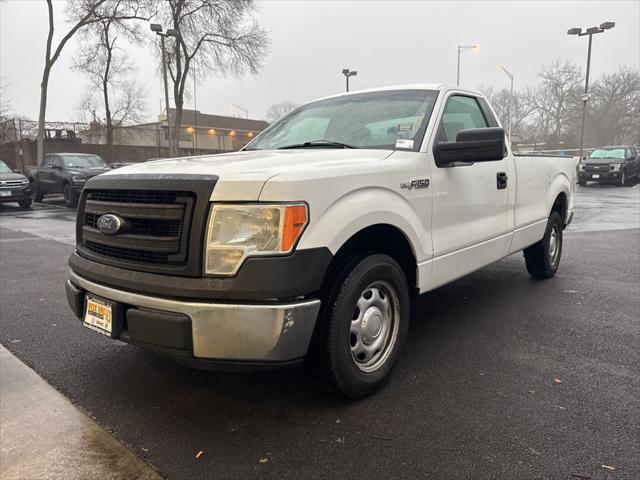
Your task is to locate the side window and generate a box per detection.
[42,156,53,167]
[440,95,488,141]
[55,156,63,168]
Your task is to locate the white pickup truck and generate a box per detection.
[66,84,575,398]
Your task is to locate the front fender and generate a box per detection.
[296,186,430,262]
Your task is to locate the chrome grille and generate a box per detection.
[0,180,26,189]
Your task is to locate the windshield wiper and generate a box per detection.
[278,140,356,150]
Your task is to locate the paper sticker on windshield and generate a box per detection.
[395,139,414,149]
[397,123,413,132]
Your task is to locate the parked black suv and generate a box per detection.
[29,153,110,207]
[0,160,32,208]
[578,146,639,186]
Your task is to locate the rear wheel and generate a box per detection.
[316,253,410,399]
[523,211,563,279]
[63,183,78,208]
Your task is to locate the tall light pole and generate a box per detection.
[499,65,514,145]
[342,68,358,92]
[150,23,179,157]
[457,45,478,86]
[193,60,197,156]
[568,22,615,161]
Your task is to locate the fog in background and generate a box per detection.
[1,0,638,122]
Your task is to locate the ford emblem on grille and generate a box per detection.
[97,213,125,236]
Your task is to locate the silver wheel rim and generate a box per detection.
[549,225,560,266]
[349,281,400,373]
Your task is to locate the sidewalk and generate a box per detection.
[0,345,162,480]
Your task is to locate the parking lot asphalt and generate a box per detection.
[0,184,639,479]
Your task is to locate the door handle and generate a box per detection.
[496,172,508,189]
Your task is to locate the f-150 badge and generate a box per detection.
[401,179,429,190]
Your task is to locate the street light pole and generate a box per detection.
[457,45,478,86]
[499,65,514,145]
[568,22,615,161]
[150,24,179,157]
[193,61,197,156]
[342,68,358,92]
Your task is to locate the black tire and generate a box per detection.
[618,170,626,186]
[523,211,563,279]
[578,179,587,186]
[31,179,43,202]
[316,253,410,399]
[18,198,32,209]
[63,183,78,208]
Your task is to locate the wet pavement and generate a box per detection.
[1,183,639,479]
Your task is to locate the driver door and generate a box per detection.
[428,93,513,289]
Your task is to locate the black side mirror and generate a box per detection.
[434,127,505,167]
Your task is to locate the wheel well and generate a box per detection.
[321,224,418,296]
[551,192,567,225]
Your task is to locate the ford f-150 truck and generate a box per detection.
[29,153,110,207]
[65,85,576,399]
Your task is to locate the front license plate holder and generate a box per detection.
[592,174,600,179]
[83,295,123,339]
[0,191,11,197]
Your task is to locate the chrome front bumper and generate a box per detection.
[69,271,321,362]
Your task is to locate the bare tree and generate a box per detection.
[528,59,583,147]
[156,0,270,156]
[74,0,152,160]
[37,0,113,164]
[0,78,10,121]
[265,101,297,123]
[585,65,640,147]
[480,86,536,142]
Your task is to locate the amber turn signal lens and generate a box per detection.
[281,205,308,251]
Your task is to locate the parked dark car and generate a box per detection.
[0,160,32,208]
[578,146,639,186]
[29,153,110,207]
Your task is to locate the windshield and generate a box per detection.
[247,89,439,151]
[589,148,626,159]
[0,161,11,173]
[62,155,106,168]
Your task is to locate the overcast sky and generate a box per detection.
[1,0,638,123]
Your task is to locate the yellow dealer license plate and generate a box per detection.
[83,295,113,336]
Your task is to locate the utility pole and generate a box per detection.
[499,65,514,145]
[567,22,615,161]
[150,24,179,157]
[457,45,478,86]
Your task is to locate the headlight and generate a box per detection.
[610,164,621,171]
[72,175,86,183]
[20,178,29,185]
[204,203,308,275]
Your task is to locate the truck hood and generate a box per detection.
[101,149,394,200]
[0,172,27,181]
[67,167,111,177]
[584,157,622,165]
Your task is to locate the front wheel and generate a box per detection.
[317,254,410,399]
[63,183,78,208]
[31,180,43,202]
[618,170,626,186]
[578,179,587,186]
[18,198,32,209]
[523,211,563,279]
